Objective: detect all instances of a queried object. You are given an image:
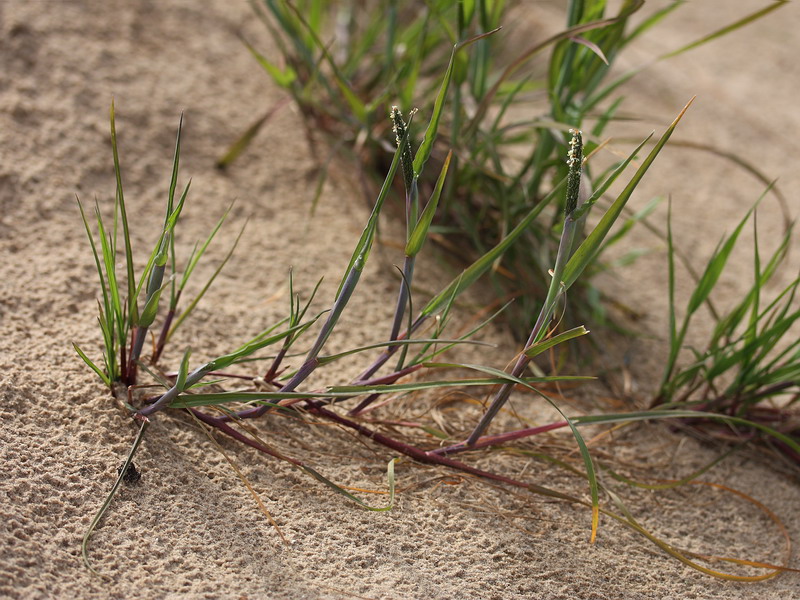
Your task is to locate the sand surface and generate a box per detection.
[1,1,799,598]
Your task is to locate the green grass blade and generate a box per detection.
[208,320,317,372]
[524,326,590,359]
[421,180,564,317]
[73,343,111,387]
[76,197,111,323]
[77,197,118,382]
[180,203,235,291]
[623,1,684,45]
[243,37,297,88]
[165,113,183,220]
[133,178,192,304]
[685,201,757,315]
[171,391,322,408]
[168,221,245,343]
[317,338,493,366]
[573,410,800,456]
[660,2,786,60]
[468,16,622,134]
[109,101,139,326]
[94,201,125,347]
[176,347,192,391]
[406,150,452,257]
[327,375,591,396]
[138,275,172,329]
[171,375,594,409]
[216,99,290,169]
[413,28,500,177]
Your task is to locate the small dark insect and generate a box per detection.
[116,461,141,484]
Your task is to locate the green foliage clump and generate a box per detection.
[226,0,781,329]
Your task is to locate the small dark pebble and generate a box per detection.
[117,461,142,484]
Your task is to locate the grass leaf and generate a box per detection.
[563,98,694,290]
[405,150,452,257]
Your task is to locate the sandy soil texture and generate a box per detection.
[1,1,798,599]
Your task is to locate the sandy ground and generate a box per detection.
[1,1,799,598]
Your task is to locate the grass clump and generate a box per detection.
[74,104,240,392]
[653,196,800,462]
[73,3,798,583]
[224,0,782,331]
[75,95,800,582]
[231,0,800,519]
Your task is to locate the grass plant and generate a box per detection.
[75,94,799,582]
[224,0,783,331]
[651,196,800,461]
[73,1,799,584]
[229,0,800,520]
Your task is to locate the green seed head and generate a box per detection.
[390,106,415,192]
[565,129,583,217]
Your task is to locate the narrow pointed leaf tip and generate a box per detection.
[524,325,589,359]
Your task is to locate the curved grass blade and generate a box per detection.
[573,410,800,456]
[427,360,600,541]
[316,337,493,366]
[327,375,592,396]
[602,486,785,581]
[242,37,296,88]
[169,375,592,410]
[524,326,589,359]
[187,409,288,543]
[73,343,111,387]
[665,140,790,225]
[301,458,396,512]
[623,2,684,45]
[82,420,149,575]
[660,2,786,60]
[167,220,246,343]
[467,15,633,134]
[216,98,291,169]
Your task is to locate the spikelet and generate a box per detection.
[390,106,415,192]
[565,129,583,217]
